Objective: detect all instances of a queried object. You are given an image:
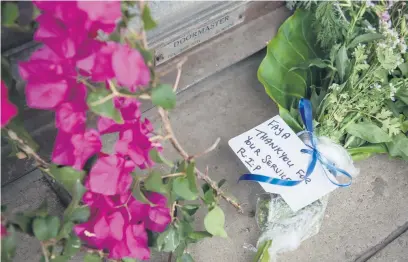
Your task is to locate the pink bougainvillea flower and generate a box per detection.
[55,82,87,133]
[111,44,150,90]
[1,224,7,238]
[115,127,154,169]
[77,41,115,81]
[1,81,18,127]
[77,1,121,35]
[109,223,150,260]
[55,102,87,133]
[25,80,70,110]
[88,155,134,196]
[144,192,171,232]
[52,129,102,170]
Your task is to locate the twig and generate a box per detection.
[41,243,50,262]
[189,137,220,160]
[168,252,173,262]
[162,172,185,178]
[157,108,243,212]
[6,129,49,168]
[173,57,188,92]
[90,92,115,106]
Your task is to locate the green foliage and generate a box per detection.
[346,122,392,143]
[151,84,176,109]
[142,6,157,31]
[1,226,16,262]
[63,235,81,258]
[1,2,19,26]
[144,170,167,194]
[84,253,102,262]
[87,88,124,123]
[258,9,320,109]
[204,206,227,238]
[156,225,181,252]
[33,216,60,241]
[313,2,347,49]
[49,165,86,195]
[252,240,272,262]
[335,45,349,82]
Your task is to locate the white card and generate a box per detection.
[228,115,338,212]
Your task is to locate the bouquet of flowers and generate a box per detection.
[259,0,408,161]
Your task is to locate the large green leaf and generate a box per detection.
[386,133,408,161]
[258,9,319,109]
[204,206,227,238]
[346,122,392,143]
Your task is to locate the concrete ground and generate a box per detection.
[2,51,408,262]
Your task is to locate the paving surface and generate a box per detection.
[2,51,408,262]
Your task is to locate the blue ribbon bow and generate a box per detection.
[239,98,352,187]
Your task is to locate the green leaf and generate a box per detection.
[122,258,137,262]
[26,200,48,218]
[156,225,181,252]
[142,6,157,30]
[188,231,212,242]
[68,206,90,223]
[348,33,384,49]
[87,89,123,123]
[47,216,60,239]
[2,2,19,26]
[151,84,176,110]
[186,161,198,195]
[50,255,69,262]
[173,177,197,200]
[346,122,392,143]
[49,165,85,195]
[132,178,151,204]
[63,180,86,220]
[252,240,272,262]
[181,204,200,216]
[279,106,303,133]
[386,133,408,161]
[1,226,16,262]
[401,120,408,133]
[347,144,387,156]
[396,86,408,105]
[258,9,320,109]
[63,235,81,257]
[11,213,33,233]
[399,62,408,77]
[289,58,329,71]
[204,206,227,238]
[217,179,227,188]
[202,188,216,207]
[149,149,174,167]
[57,222,74,240]
[176,253,194,262]
[335,45,349,82]
[33,217,49,241]
[84,253,102,262]
[144,170,166,194]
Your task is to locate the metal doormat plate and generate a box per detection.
[154,5,246,66]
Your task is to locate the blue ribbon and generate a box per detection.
[239,98,352,187]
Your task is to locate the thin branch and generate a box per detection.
[6,129,49,168]
[157,108,243,212]
[173,57,188,92]
[90,92,115,106]
[162,172,185,178]
[189,137,221,160]
[41,243,50,262]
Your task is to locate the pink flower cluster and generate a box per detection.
[19,1,170,259]
[1,81,18,127]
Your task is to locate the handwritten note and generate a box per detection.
[229,116,337,212]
